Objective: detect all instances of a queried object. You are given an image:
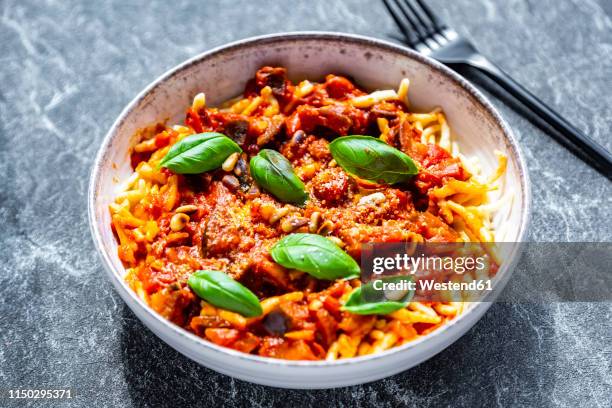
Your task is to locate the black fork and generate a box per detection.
[383,0,612,179]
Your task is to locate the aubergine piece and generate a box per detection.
[223,119,250,147]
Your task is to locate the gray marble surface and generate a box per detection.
[0,0,610,406]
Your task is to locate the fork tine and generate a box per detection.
[413,0,447,31]
[393,0,430,42]
[382,0,420,46]
[402,0,437,38]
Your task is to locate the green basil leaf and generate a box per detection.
[187,270,262,317]
[270,233,360,280]
[342,275,414,315]
[159,132,242,174]
[249,149,308,205]
[329,135,418,184]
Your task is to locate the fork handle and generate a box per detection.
[468,56,612,178]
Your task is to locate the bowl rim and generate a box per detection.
[88,31,531,367]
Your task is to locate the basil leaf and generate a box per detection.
[159,132,242,174]
[270,233,360,280]
[187,270,262,317]
[342,275,414,315]
[329,135,418,184]
[250,149,308,205]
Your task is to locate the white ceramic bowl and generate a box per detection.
[89,32,530,389]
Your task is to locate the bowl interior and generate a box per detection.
[90,33,529,362]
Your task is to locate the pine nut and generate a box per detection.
[327,236,345,248]
[281,217,308,233]
[222,152,240,172]
[317,220,335,235]
[269,207,290,224]
[170,213,190,231]
[175,204,198,213]
[192,92,206,112]
[309,212,321,233]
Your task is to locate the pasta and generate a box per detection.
[111,66,507,360]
